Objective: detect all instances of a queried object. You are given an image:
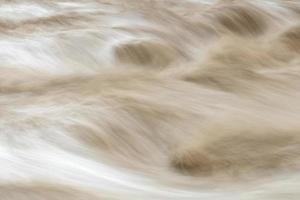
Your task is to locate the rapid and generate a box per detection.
[0,0,300,199]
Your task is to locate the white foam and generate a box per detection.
[0,3,54,22]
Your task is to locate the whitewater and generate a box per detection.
[0,0,300,199]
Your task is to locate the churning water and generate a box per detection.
[1,0,300,199]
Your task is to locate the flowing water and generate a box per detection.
[1,0,300,199]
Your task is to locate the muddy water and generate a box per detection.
[0,0,300,199]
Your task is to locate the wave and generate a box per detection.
[0,0,300,199]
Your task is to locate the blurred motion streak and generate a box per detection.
[0,0,300,199]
